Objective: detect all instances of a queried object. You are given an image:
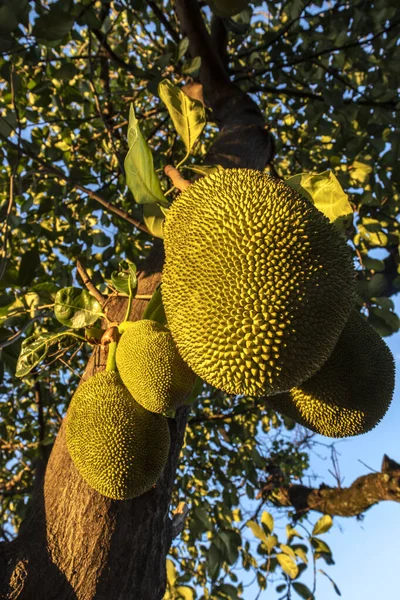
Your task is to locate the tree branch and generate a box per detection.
[262,455,400,517]
[76,260,106,306]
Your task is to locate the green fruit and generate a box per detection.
[162,168,355,397]
[267,311,395,438]
[66,371,170,499]
[116,320,196,414]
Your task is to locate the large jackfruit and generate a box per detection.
[66,371,170,499]
[266,310,395,438]
[116,320,196,414]
[162,168,355,397]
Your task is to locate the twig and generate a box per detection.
[76,260,106,306]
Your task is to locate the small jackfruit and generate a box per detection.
[116,320,196,414]
[266,310,395,438]
[162,168,355,397]
[66,371,170,499]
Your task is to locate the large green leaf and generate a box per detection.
[159,79,206,155]
[285,171,353,227]
[54,287,103,329]
[124,104,168,207]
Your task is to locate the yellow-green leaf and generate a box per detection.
[261,511,274,534]
[276,553,299,579]
[285,170,352,226]
[312,515,333,536]
[246,520,268,543]
[159,79,205,155]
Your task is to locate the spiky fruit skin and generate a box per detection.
[116,320,196,414]
[267,310,395,438]
[66,371,170,499]
[162,168,355,397]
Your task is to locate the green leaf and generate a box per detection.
[124,104,168,206]
[143,203,166,239]
[54,287,103,329]
[159,79,206,155]
[246,520,268,544]
[285,171,353,226]
[111,262,138,296]
[16,331,68,377]
[182,56,201,76]
[142,286,166,325]
[276,553,299,579]
[312,515,333,536]
[261,511,274,534]
[293,582,314,599]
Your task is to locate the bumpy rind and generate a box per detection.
[116,320,196,414]
[66,371,170,499]
[162,168,355,396]
[267,310,395,438]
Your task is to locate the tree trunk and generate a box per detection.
[0,2,274,599]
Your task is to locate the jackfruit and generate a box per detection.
[66,371,170,499]
[266,310,395,438]
[162,168,355,397]
[116,320,196,414]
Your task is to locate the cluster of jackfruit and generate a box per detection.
[66,321,195,499]
[162,168,395,438]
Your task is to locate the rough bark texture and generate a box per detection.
[0,2,274,599]
[261,455,400,517]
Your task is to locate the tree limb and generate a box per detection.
[261,455,400,517]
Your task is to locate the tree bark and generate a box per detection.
[259,455,400,518]
[0,2,274,599]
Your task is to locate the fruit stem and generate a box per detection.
[106,341,117,372]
